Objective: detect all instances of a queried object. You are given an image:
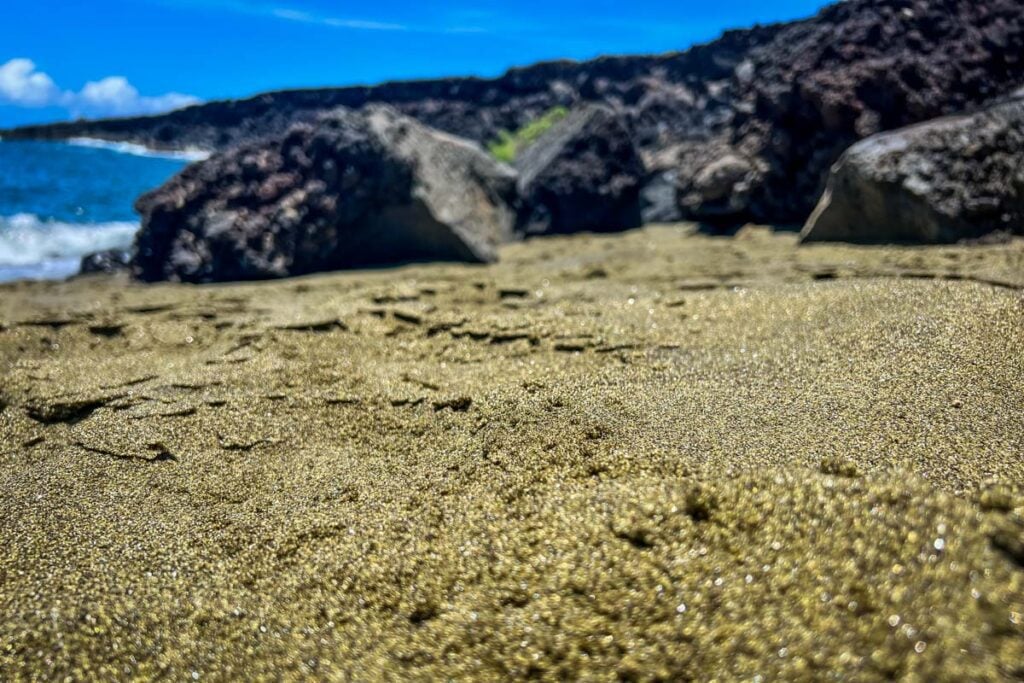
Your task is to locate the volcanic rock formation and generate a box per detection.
[802,95,1024,244]
[515,105,645,235]
[133,107,518,283]
[724,0,1024,223]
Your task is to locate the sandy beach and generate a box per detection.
[2,225,1023,680]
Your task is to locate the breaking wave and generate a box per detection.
[0,213,137,281]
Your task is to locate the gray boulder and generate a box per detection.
[678,151,758,223]
[133,106,518,283]
[802,97,1024,244]
[645,139,759,225]
[515,105,645,235]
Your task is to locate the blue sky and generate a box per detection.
[0,0,829,127]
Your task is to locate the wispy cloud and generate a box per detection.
[0,59,200,118]
[147,0,487,34]
[267,4,494,34]
[272,7,407,31]
[270,7,409,31]
[142,0,695,47]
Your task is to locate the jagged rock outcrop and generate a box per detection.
[515,105,644,235]
[801,96,1024,244]
[133,107,518,283]
[729,0,1024,224]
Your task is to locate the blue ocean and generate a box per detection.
[0,139,203,282]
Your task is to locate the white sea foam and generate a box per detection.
[0,213,137,281]
[66,137,211,161]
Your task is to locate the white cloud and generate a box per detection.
[0,58,200,118]
[0,59,61,107]
[76,76,200,117]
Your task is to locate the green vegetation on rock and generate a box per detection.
[488,106,569,162]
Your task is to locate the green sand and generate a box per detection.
[1,226,1023,680]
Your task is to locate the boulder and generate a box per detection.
[678,151,758,223]
[133,106,518,283]
[514,105,645,235]
[78,249,131,275]
[802,97,1024,244]
[729,0,1024,224]
[644,139,759,225]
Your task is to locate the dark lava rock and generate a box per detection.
[515,105,645,235]
[801,96,1024,244]
[637,0,1024,226]
[729,0,1024,224]
[79,249,131,275]
[132,106,518,283]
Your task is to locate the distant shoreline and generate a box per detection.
[65,137,210,162]
[0,134,210,162]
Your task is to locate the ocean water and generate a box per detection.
[0,139,200,282]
